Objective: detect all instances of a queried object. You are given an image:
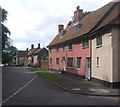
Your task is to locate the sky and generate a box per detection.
[1,0,112,50]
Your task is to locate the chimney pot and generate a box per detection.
[74,6,84,23]
[77,6,80,10]
[38,43,40,48]
[31,44,34,49]
[58,24,64,33]
[26,48,29,51]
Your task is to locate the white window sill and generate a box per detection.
[97,65,99,67]
[68,49,72,51]
[96,45,102,48]
[76,68,80,70]
[82,46,89,49]
[67,67,73,69]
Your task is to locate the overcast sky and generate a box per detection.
[1,0,112,50]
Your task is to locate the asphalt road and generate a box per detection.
[2,67,119,105]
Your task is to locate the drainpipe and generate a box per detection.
[90,37,92,81]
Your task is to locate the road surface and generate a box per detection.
[2,67,119,105]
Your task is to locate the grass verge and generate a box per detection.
[34,70,64,81]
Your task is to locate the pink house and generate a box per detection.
[48,0,120,86]
[48,6,91,79]
[27,44,48,68]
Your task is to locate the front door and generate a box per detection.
[62,57,66,71]
[86,57,91,80]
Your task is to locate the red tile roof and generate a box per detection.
[48,1,119,47]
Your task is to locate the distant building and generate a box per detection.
[13,50,29,66]
[27,43,48,67]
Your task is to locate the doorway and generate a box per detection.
[62,57,66,71]
[86,57,91,80]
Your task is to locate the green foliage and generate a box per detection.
[34,70,63,81]
[41,54,48,60]
[1,7,17,64]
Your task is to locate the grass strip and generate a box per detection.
[34,70,63,81]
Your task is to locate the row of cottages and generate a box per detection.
[13,43,48,67]
[47,1,120,88]
[27,43,48,67]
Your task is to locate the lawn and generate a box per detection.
[34,70,64,81]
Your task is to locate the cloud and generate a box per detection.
[1,0,112,50]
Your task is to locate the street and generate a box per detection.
[2,67,119,105]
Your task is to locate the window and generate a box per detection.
[68,43,72,51]
[56,58,59,66]
[49,58,52,65]
[76,57,81,69]
[82,39,89,48]
[76,23,83,31]
[67,58,73,68]
[97,57,99,67]
[49,48,52,53]
[61,30,66,36]
[62,46,64,52]
[96,36,102,47]
[56,47,59,52]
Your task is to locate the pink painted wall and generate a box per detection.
[34,55,38,65]
[49,40,91,76]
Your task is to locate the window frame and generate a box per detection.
[97,57,99,67]
[62,46,64,52]
[49,48,52,53]
[68,43,72,51]
[67,58,73,68]
[82,39,89,48]
[76,57,81,70]
[56,58,59,66]
[56,47,59,52]
[96,36,102,48]
[49,58,52,66]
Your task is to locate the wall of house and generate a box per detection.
[28,56,31,66]
[92,29,113,82]
[112,26,120,82]
[49,39,90,76]
[41,60,49,70]
[18,57,24,65]
[33,55,38,66]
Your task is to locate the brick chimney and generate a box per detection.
[31,44,34,49]
[26,48,29,51]
[73,6,84,23]
[38,43,40,48]
[67,21,72,27]
[58,24,64,33]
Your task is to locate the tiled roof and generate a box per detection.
[48,1,119,47]
[33,48,42,55]
[27,48,37,56]
[17,51,29,57]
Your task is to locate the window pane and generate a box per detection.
[76,57,81,69]
[68,43,72,50]
[56,58,59,65]
[67,58,73,67]
[82,39,88,48]
[50,58,52,65]
[96,36,102,46]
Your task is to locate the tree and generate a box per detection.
[1,7,17,64]
[41,54,48,60]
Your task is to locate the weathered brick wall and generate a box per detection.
[41,60,49,70]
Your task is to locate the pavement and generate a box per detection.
[27,67,120,97]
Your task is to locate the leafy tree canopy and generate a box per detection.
[1,7,18,64]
